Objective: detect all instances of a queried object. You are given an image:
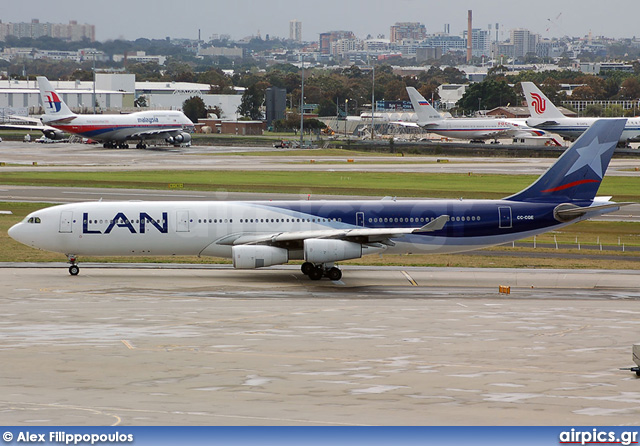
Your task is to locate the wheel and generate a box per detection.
[301,262,314,275]
[636,370,640,377]
[69,265,79,276]
[326,267,342,281]
[308,267,323,281]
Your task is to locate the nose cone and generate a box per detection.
[8,222,27,245]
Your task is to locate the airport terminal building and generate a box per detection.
[0,74,242,119]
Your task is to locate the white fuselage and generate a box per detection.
[527,116,640,142]
[42,110,194,142]
[8,199,591,262]
[424,118,543,140]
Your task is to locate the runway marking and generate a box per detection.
[534,325,591,337]
[1,401,122,426]
[0,400,368,426]
[456,302,468,308]
[63,191,207,198]
[121,340,135,350]
[401,271,418,286]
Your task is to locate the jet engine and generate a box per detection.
[43,129,66,140]
[166,132,192,145]
[232,245,288,269]
[304,239,362,263]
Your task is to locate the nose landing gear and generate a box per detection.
[67,254,79,276]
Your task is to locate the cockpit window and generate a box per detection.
[27,217,41,224]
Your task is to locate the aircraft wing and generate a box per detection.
[9,115,43,124]
[128,128,184,139]
[475,130,509,139]
[216,215,450,247]
[526,118,561,127]
[389,121,420,128]
[0,123,47,131]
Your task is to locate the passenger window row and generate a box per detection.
[369,215,481,224]
[196,217,342,224]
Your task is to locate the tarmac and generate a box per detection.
[1,141,639,426]
[1,264,639,426]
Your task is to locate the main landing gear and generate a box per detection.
[103,141,130,149]
[300,262,342,281]
[67,254,79,276]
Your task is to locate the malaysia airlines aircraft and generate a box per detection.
[522,81,640,144]
[9,119,630,280]
[406,87,546,142]
[35,76,194,149]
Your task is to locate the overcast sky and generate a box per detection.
[4,0,639,42]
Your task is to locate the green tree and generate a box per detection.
[584,104,603,117]
[603,104,624,117]
[237,83,267,120]
[182,96,207,123]
[457,79,518,113]
[619,77,640,99]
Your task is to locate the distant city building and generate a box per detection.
[331,38,361,56]
[265,87,286,126]
[416,47,443,62]
[289,20,302,43]
[580,62,634,75]
[113,51,166,65]
[390,22,426,43]
[0,19,95,42]
[198,46,244,58]
[463,28,491,58]
[1,47,108,62]
[510,28,540,58]
[319,31,355,55]
[423,34,466,54]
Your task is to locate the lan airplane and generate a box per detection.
[9,119,630,280]
[406,87,546,142]
[522,81,640,144]
[33,76,194,149]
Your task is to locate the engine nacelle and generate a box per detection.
[167,132,192,145]
[232,245,288,269]
[43,129,66,140]
[304,239,362,263]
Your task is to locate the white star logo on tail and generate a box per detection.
[564,137,613,179]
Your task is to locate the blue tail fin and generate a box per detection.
[506,119,626,203]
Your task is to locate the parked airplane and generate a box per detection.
[522,81,640,144]
[406,87,546,142]
[9,119,630,280]
[30,77,194,149]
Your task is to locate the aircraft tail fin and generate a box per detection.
[506,119,626,203]
[406,87,443,125]
[37,76,75,122]
[521,82,565,119]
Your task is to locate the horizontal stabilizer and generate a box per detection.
[554,202,633,222]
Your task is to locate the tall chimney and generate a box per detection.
[467,10,473,63]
